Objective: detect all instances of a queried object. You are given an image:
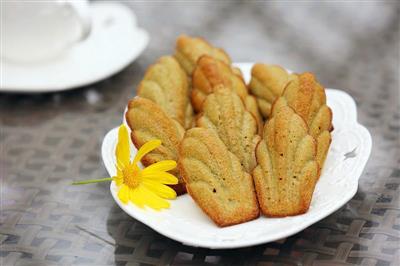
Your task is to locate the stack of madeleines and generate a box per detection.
[125,35,333,227]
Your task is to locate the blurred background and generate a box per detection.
[1,1,399,265]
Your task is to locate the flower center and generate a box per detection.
[122,164,141,188]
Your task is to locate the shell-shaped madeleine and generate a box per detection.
[125,97,186,194]
[191,55,248,112]
[196,87,260,172]
[272,72,333,168]
[179,127,259,227]
[175,35,231,75]
[253,106,319,217]
[137,56,193,128]
[249,63,294,118]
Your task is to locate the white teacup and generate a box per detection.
[1,0,91,63]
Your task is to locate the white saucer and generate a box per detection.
[101,63,372,249]
[0,2,149,93]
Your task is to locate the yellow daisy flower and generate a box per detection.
[113,124,178,210]
[72,124,178,211]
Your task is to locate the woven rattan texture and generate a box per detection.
[1,2,399,265]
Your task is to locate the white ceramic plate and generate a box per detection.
[101,63,372,249]
[0,2,149,93]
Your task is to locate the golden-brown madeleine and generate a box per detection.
[249,63,294,118]
[253,106,319,217]
[272,72,333,169]
[196,87,260,173]
[191,55,248,112]
[175,35,231,75]
[179,127,259,227]
[125,97,186,194]
[244,95,264,136]
[137,56,193,128]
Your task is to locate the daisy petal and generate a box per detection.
[117,184,130,204]
[129,188,145,208]
[142,180,177,199]
[141,171,179,185]
[116,125,130,169]
[141,186,170,210]
[117,168,123,177]
[142,160,177,173]
[133,139,161,165]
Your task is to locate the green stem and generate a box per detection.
[72,177,113,185]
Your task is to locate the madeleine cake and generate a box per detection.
[137,56,193,129]
[179,127,259,226]
[196,87,260,172]
[175,35,231,75]
[272,72,333,168]
[249,63,294,118]
[191,55,248,112]
[125,97,186,194]
[253,106,320,217]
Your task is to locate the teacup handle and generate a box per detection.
[64,0,92,41]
